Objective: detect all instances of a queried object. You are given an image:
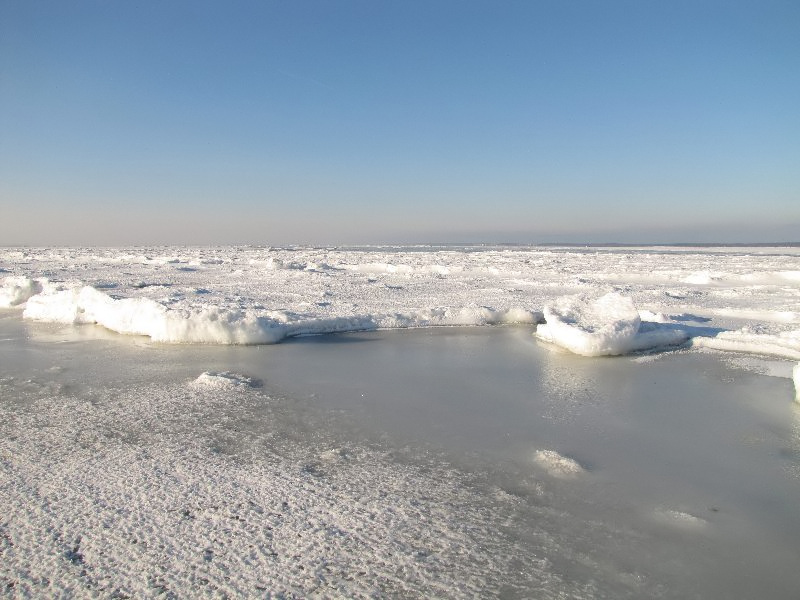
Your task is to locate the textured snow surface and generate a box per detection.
[0,374,610,598]
[2,245,799,358]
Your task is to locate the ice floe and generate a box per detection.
[534,293,689,356]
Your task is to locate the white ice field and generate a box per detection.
[1,244,799,598]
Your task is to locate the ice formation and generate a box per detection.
[17,280,540,345]
[533,449,585,478]
[2,245,799,362]
[3,245,800,597]
[534,292,689,356]
[0,276,42,307]
[690,329,800,361]
[192,371,261,389]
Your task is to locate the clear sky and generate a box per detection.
[1,1,798,246]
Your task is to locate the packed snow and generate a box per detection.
[2,245,798,361]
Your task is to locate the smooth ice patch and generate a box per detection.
[533,449,585,478]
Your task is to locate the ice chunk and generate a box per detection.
[533,450,585,478]
[0,276,42,308]
[535,293,688,357]
[191,371,261,389]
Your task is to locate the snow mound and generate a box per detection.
[533,450,585,479]
[192,371,261,389]
[0,276,43,308]
[535,293,688,356]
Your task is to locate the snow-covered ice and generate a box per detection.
[534,292,689,356]
[2,244,800,598]
[0,275,42,308]
[2,244,799,362]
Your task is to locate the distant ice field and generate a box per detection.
[2,244,800,360]
[2,245,800,597]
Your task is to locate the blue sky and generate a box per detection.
[1,1,798,245]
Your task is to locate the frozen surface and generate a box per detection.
[795,362,800,402]
[2,244,799,358]
[1,318,799,598]
[2,245,800,597]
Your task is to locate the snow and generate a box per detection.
[2,245,799,363]
[3,249,800,598]
[794,363,800,402]
[533,449,586,478]
[0,374,563,597]
[691,329,800,360]
[0,276,42,307]
[192,371,261,389]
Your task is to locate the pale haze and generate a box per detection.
[1,1,798,246]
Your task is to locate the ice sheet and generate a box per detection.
[2,318,799,598]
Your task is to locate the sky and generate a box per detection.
[1,0,798,246]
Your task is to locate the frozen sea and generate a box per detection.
[2,244,800,598]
